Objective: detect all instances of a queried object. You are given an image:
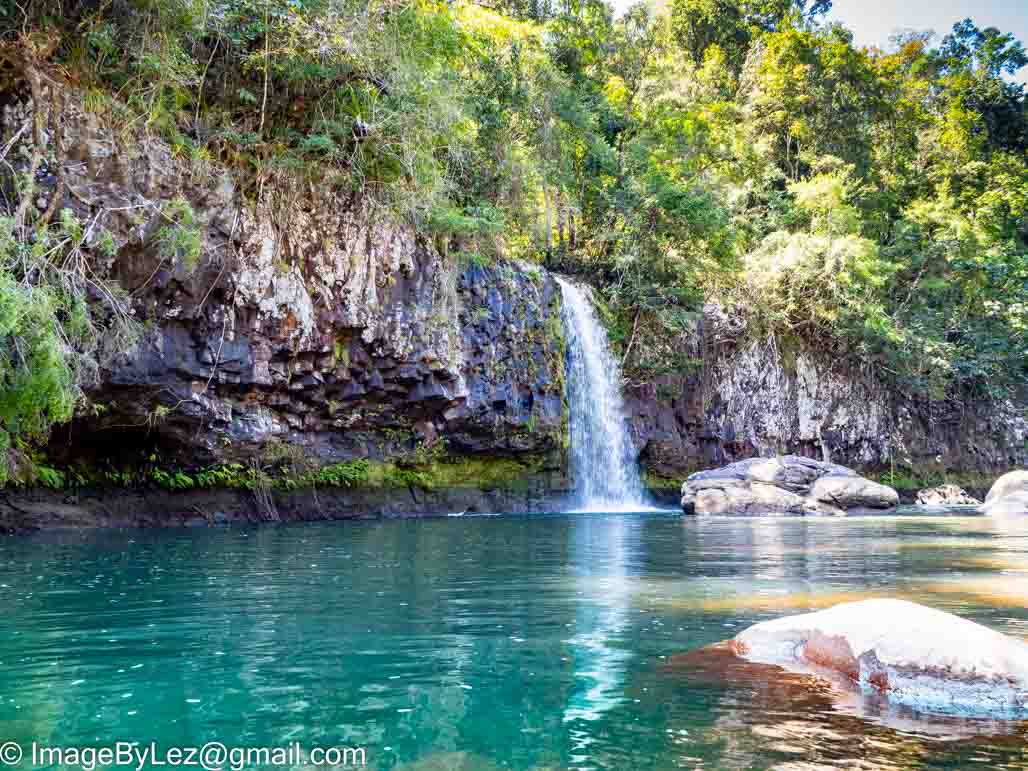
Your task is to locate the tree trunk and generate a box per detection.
[556,193,565,250]
[543,184,552,253]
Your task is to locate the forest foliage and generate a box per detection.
[0,0,1027,469]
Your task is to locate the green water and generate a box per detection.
[2,514,1028,770]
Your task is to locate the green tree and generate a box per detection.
[670,0,831,68]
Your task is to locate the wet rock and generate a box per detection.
[726,599,1028,718]
[980,471,1028,516]
[680,456,897,516]
[668,631,1026,740]
[917,484,981,507]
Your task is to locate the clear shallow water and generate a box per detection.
[2,514,1028,770]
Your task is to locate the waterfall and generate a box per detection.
[557,278,647,511]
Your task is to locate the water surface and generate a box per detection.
[2,514,1028,769]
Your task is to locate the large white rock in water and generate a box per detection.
[916,484,980,507]
[733,599,1028,717]
[980,470,1028,516]
[680,455,898,516]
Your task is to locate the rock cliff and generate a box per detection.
[3,81,566,477]
[2,77,1027,527]
[629,310,1028,491]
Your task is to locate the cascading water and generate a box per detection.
[557,278,648,512]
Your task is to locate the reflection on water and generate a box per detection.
[1,514,1027,769]
[564,516,637,768]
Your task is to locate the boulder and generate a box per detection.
[690,482,804,516]
[980,471,1028,516]
[983,492,1028,517]
[809,475,899,511]
[916,484,981,507]
[731,599,1028,717]
[680,455,898,516]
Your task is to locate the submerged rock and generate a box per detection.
[916,484,981,507]
[679,455,898,516]
[393,752,505,771]
[980,471,1028,516]
[729,599,1028,717]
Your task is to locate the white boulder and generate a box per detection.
[680,456,898,516]
[732,599,1028,717]
[916,484,980,507]
[980,471,1028,516]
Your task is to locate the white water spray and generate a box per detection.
[557,278,648,512]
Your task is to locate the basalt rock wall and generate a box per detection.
[628,308,1028,489]
[2,76,567,490]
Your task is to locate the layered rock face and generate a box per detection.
[5,84,567,484]
[980,471,1028,516]
[729,599,1028,718]
[680,456,898,516]
[630,310,1028,485]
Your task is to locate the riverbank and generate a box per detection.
[0,483,580,533]
[0,481,989,534]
